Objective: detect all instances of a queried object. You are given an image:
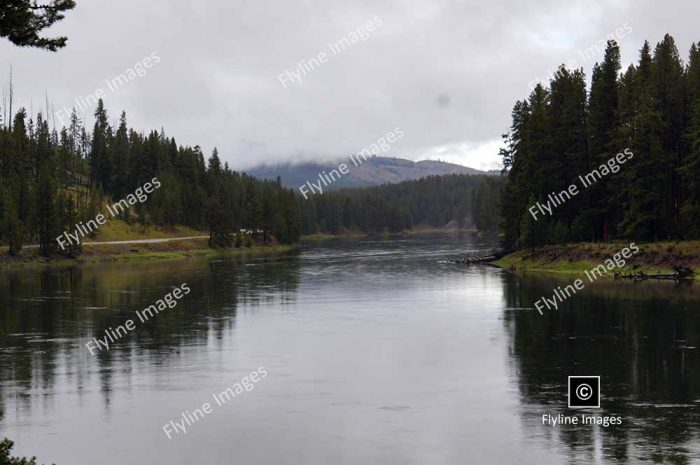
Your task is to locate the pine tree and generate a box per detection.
[649,34,686,238]
[35,115,60,256]
[0,0,76,51]
[548,66,589,240]
[586,40,620,240]
[620,42,668,240]
[90,99,111,191]
[206,190,232,247]
[2,184,23,255]
[681,42,700,236]
[111,112,130,199]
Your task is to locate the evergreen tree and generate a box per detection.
[0,0,76,51]
[586,40,620,240]
[0,100,302,258]
[548,66,589,240]
[111,112,131,199]
[681,42,700,236]
[90,99,111,191]
[206,191,232,248]
[299,174,502,236]
[35,115,60,256]
[500,35,700,247]
[650,34,686,238]
[620,42,666,240]
[1,185,23,255]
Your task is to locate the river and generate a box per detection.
[1,234,699,464]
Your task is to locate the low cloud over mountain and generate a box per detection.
[248,156,496,190]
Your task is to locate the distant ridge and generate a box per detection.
[248,156,494,190]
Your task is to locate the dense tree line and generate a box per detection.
[0,99,300,256]
[501,35,700,249]
[299,174,503,234]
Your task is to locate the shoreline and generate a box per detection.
[493,241,700,281]
[0,224,470,268]
[0,238,298,269]
[301,226,477,241]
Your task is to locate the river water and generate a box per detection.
[1,234,699,464]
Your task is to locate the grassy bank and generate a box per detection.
[0,240,298,269]
[493,241,700,280]
[90,221,206,242]
[0,221,298,269]
[403,224,476,235]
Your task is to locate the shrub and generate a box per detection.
[0,438,54,465]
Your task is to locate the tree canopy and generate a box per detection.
[0,99,301,257]
[500,35,700,249]
[0,0,75,51]
[299,174,503,234]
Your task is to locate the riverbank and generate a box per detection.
[0,227,298,269]
[302,231,367,241]
[301,224,476,241]
[493,241,700,280]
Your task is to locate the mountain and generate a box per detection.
[248,156,494,190]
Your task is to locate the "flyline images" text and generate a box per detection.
[529,148,634,221]
[56,177,161,250]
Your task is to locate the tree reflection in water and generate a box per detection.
[502,272,700,464]
[0,252,300,417]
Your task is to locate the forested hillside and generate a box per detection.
[0,99,300,257]
[250,156,493,190]
[299,174,503,234]
[501,35,700,250]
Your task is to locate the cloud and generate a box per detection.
[1,0,698,171]
[420,139,503,171]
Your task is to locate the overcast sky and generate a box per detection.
[1,0,698,171]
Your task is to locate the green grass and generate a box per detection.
[82,243,298,263]
[494,241,700,281]
[0,233,298,269]
[90,220,207,242]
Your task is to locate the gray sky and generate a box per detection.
[1,0,698,171]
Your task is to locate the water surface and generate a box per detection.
[1,235,699,464]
